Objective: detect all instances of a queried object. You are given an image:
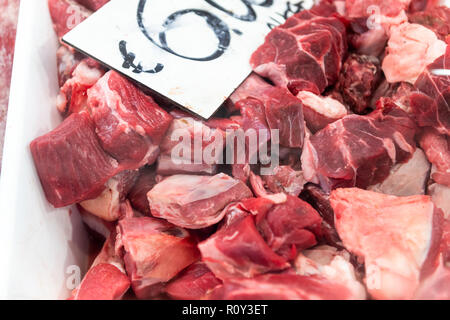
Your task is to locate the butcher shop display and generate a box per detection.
[28,0,450,300]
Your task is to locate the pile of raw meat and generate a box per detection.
[31,0,449,300]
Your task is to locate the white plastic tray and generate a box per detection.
[0,0,89,300]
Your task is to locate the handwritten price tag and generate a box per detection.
[63,0,312,119]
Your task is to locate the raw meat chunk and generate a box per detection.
[128,166,157,215]
[117,217,199,299]
[330,188,443,300]
[336,54,382,114]
[48,0,91,39]
[418,128,450,186]
[409,6,450,41]
[157,117,225,175]
[368,148,431,196]
[382,23,447,84]
[296,91,347,132]
[295,245,366,299]
[75,0,109,11]
[147,173,252,229]
[231,78,306,149]
[207,272,359,300]
[79,170,138,221]
[255,195,322,260]
[250,9,347,95]
[429,184,450,219]
[30,112,119,208]
[199,215,289,280]
[88,71,172,169]
[261,166,305,197]
[69,264,130,300]
[410,47,450,136]
[302,104,417,191]
[228,73,272,110]
[165,263,222,300]
[57,58,105,116]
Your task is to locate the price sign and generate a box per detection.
[63,0,312,119]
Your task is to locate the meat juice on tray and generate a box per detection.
[29,0,450,299]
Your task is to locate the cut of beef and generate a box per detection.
[295,245,366,299]
[74,0,109,11]
[410,47,450,136]
[30,112,119,208]
[336,54,382,114]
[69,263,130,300]
[368,148,431,196]
[302,104,417,191]
[418,127,450,186]
[235,87,306,149]
[147,173,252,229]
[409,6,450,41]
[296,91,347,132]
[88,71,172,169]
[70,231,129,300]
[128,166,157,215]
[331,188,443,300]
[382,22,447,85]
[262,87,306,148]
[228,74,272,110]
[48,0,91,40]
[206,272,359,300]
[157,117,225,175]
[250,9,347,95]
[57,58,105,116]
[165,262,222,300]
[199,215,289,280]
[117,217,199,299]
[255,195,322,260]
[79,170,138,221]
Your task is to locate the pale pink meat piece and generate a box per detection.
[330,188,443,299]
[117,217,200,299]
[382,22,447,84]
[207,272,360,300]
[147,173,253,229]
